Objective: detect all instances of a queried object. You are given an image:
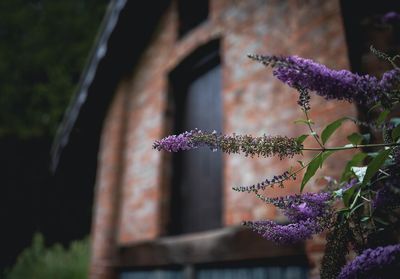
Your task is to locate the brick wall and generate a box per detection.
[90,1,358,278]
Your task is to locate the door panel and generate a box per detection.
[177,65,223,234]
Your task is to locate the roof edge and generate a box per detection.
[50,0,127,171]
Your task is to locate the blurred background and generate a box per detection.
[0,0,107,277]
[0,1,399,279]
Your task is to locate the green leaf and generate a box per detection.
[374,217,389,226]
[296,134,309,144]
[320,150,335,167]
[347,132,363,145]
[368,102,382,114]
[294,119,314,125]
[350,200,365,213]
[376,109,390,125]
[343,185,357,207]
[321,117,347,145]
[336,207,350,214]
[340,152,367,182]
[361,149,391,187]
[392,125,400,141]
[360,216,370,222]
[367,152,379,158]
[300,154,322,192]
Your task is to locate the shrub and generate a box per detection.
[5,233,89,279]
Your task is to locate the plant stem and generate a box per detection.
[254,153,322,201]
[303,108,324,149]
[302,142,400,151]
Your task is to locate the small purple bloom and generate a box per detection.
[245,192,332,243]
[338,244,400,279]
[382,11,400,24]
[274,192,332,222]
[342,178,358,191]
[380,68,400,91]
[152,130,197,152]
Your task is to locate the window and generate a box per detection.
[177,0,209,38]
[168,39,222,235]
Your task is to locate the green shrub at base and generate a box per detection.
[5,233,89,279]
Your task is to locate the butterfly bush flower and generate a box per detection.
[153,129,302,159]
[338,244,400,279]
[259,192,332,222]
[244,218,328,244]
[152,130,196,152]
[372,177,400,210]
[233,170,293,192]
[380,68,400,91]
[342,178,358,191]
[373,186,398,209]
[245,192,332,244]
[248,54,400,106]
[382,11,400,24]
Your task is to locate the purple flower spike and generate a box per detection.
[154,129,302,159]
[248,54,400,106]
[244,218,327,244]
[338,244,400,279]
[272,56,382,106]
[246,192,332,243]
[260,192,332,222]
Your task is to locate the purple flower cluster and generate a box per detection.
[153,129,302,159]
[382,11,400,24]
[249,54,400,106]
[152,130,197,152]
[244,218,327,244]
[338,244,400,279]
[273,56,381,105]
[342,178,358,191]
[372,179,400,210]
[260,192,332,222]
[233,170,292,192]
[245,192,332,244]
[297,87,311,111]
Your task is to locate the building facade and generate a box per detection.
[89,1,358,278]
[51,0,400,278]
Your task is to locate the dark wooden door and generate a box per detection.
[174,65,223,234]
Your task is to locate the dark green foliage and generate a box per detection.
[5,233,89,279]
[0,0,107,138]
[321,117,348,145]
